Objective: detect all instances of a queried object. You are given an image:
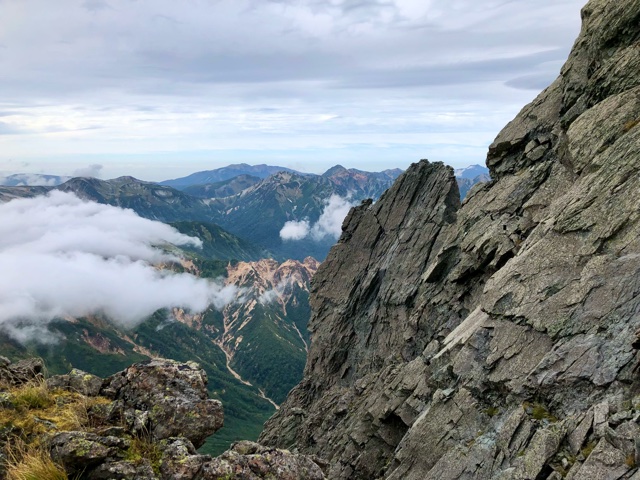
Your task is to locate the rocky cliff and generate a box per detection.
[260,0,640,478]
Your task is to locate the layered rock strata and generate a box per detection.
[260,0,640,478]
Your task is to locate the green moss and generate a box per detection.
[483,407,500,417]
[523,401,558,423]
[581,441,597,459]
[626,453,636,469]
[214,474,234,480]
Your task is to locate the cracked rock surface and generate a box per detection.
[259,0,640,478]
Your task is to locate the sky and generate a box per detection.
[0,0,586,181]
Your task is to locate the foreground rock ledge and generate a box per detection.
[0,357,326,480]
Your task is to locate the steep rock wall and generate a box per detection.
[260,0,640,478]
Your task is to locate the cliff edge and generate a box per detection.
[260,0,640,478]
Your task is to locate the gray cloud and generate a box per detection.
[0,191,239,342]
[0,0,586,178]
[72,163,103,178]
[335,49,567,89]
[82,0,112,12]
[0,1,585,97]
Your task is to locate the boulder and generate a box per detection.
[101,359,223,448]
[46,368,103,396]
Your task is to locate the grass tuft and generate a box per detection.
[4,439,68,480]
[581,441,597,459]
[0,380,112,442]
[483,407,500,417]
[523,401,558,423]
[125,436,163,476]
[11,383,55,411]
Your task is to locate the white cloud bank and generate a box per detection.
[280,194,356,242]
[0,191,238,342]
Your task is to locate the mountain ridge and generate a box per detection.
[260,0,640,478]
[159,163,302,189]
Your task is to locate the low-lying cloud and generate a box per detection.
[0,173,68,187]
[0,191,238,343]
[279,219,311,241]
[280,194,356,242]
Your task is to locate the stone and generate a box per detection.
[50,432,129,475]
[101,359,223,448]
[195,441,325,480]
[0,358,43,387]
[88,460,158,480]
[158,438,210,480]
[568,410,593,455]
[565,439,629,480]
[46,368,103,396]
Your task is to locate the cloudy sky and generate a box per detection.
[0,0,585,181]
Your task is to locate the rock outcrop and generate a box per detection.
[0,357,325,480]
[260,0,640,478]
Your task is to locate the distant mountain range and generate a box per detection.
[0,164,413,260]
[182,174,262,199]
[0,164,489,257]
[454,164,489,179]
[0,173,70,187]
[454,164,491,199]
[208,166,404,259]
[159,163,301,190]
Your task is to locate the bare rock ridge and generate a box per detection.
[260,0,640,479]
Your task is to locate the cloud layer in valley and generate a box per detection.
[280,194,356,242]
[0,0,585,179]
[0,191,238,342]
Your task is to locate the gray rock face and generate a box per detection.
[194,441,326,480]
[50,432,130,476]
[0,356,43,387]
[46,368,103,396]
[260,0,640,478]
[100,359,223,448]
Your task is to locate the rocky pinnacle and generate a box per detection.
[260,0,640,478]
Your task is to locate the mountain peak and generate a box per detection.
[111,175,150,184]
[454,164,489,179]
[322,165,348,177]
